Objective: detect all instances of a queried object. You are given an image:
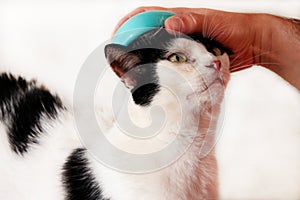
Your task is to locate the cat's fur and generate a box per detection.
[0,28,230,200]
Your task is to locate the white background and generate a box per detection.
[0,0,300,199]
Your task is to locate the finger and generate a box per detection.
[164,12,214,35]
[111,6,192,36]
[164,9,231,38]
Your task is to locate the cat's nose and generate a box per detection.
[213,60,221,71]
[206,60,221,71]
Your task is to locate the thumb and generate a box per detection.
[164,12,221,37]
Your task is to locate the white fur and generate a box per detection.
[1,37,299,200]
[0,112,81,200]
[1,2,299,199]
[95,38,227,199]
[0,38,227,199]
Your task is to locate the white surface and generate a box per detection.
[0,0,300,199]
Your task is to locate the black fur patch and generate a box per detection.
[188,34,232,56]
[105,28,230,107]
[129,28,231,56]
[62,148,108,200]
[132,82,160,106]
[0,73,64,154]
[128,57,161,106]
[105,46,162,107]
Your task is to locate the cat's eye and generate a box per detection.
[212,47,222,56]
[167,53,187,63]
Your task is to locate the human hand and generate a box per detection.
[114,7,264,71]
[113,7,300,89]
[112,7,271,72]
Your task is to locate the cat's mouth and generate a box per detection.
[186,77,224,100]
[201,77,224,93]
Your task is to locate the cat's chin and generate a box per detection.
[202,78,224,93]
[186,78,225,101]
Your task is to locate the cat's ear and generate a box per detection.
[104,44,140,88]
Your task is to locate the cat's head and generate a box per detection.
[105,28,230,111]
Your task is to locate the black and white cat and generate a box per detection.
[0,28,230,200]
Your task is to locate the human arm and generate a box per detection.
[113,7,300,90]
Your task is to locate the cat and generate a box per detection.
[0,28,230,200]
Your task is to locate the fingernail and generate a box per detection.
[166,16,184,31]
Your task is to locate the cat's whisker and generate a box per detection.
[255,62,281,66]
[202,12,216,38]
[230,50,276,71]
[201,10,208,38]
[230,64,255,72]
[151,27,164,39]
[206,23,227,39]
[229,49,272,71]
[205,14,227,39]
[230,50,262,65]
[204,13,222,39]
[202,13,230,40]
[230,62,281,72]
[206,21,250,42]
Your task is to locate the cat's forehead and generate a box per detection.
[167,38,209,56]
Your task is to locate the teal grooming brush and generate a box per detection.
[112,11,175,46]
